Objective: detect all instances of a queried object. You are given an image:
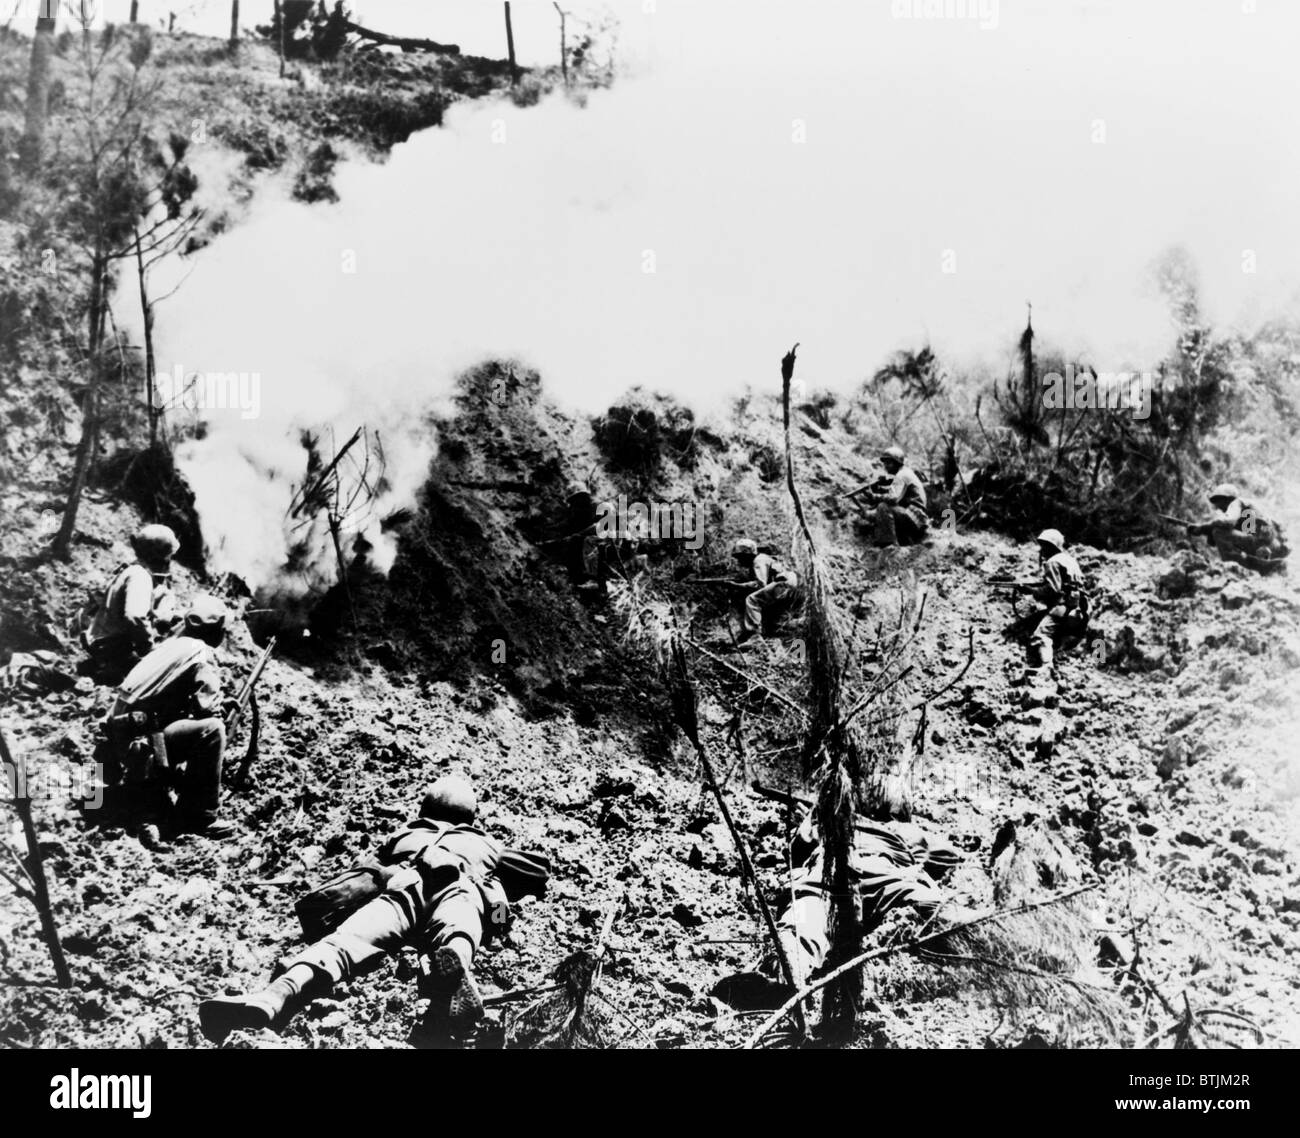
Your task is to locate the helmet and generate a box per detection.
[1036,528,1065,551]
[131,524,179,563]
[566,481,591,500]
[420,775,477,825]
[1209,482,1240,503]
[732,538,758,558]
[184,594,228,633]
[880,446,906,465]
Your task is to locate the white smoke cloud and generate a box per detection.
[147,0,1300,591]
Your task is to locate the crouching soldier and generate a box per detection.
[1187,483,1290,570]
[80,524,181,682]
[1023,528,1089,677]
[732,538,800,643]
[102,595,235,838]
[198,776,549,1043]
[847,447,929,547]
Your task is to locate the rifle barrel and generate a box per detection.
[227,637,277,735]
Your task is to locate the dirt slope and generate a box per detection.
[2,453,1297,1048]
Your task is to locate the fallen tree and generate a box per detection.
[343,19,460,55]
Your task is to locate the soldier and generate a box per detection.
[847,446,928,546]
[1187,483,1289,568]
[775,807,961,988]
[81,524,181,681]
[715,804,960,1003]
[732,538,800,643]
[198,776,529,1043]
[103,594,235,838]
[1024,528,1088,676]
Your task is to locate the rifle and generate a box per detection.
[535,524,597,547]
[840,473,892,501]
[686,575,749,587]
[752,781,812,812]
[988,574,1037,592]
[226,636,276,787]
[1158,513,1199,530]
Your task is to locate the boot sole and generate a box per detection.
[198,997,274,1043]
[431,947,484,1026]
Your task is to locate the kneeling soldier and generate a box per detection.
[1025,528,1088,676]
[1188,482,1289,569]
[82,524,181,681]
[732,538,800,643]
[846,446,929,547]
[103,595,234,837]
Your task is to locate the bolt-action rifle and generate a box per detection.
[225,636,276,787]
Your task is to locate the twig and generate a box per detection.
[690,734,805,1037]
[904,626,976,711]
[685,638,805,719]
[0,725,72,987]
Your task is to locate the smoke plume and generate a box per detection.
[147,1,1300,593]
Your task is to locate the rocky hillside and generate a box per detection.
[1,30,1297,1052]
[2,372,1298,1048]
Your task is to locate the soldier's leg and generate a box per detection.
[894,508,927,546]
[1209,526,1251,564]
[163,717,225,829]
[740,587,765,638]
[1028,611,1057,671]
[420,885,489,1025]
[199,890,419,1042]
[873,503,899,546]
[746,582,794,637]
[777,886,830,987]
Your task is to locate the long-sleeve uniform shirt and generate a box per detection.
[286,819,510,984]
[1034,550,1084,611]
[111,636,223,723]
[86,562,177,654]
[747,552,799,589]
[880,466,928,518]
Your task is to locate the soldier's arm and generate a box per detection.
[879,473,907,506]
[122,567,155,650]
[190,653,224,719]
[1036,561,1065,605]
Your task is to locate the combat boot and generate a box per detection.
[428,944,484,1027]
[198,963,318,1042]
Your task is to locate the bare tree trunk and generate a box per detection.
[53,249,107,560]
[554,2,568,86]
[135,230,159,448]
[275,0,284,77]
[504,1,517,86]
[130,0,139,22]
[18,14,56,171]
[229,0,239,49]
[0,725,73,988]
